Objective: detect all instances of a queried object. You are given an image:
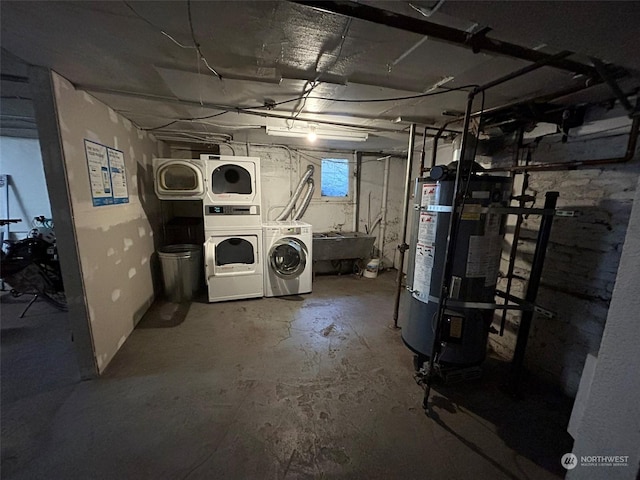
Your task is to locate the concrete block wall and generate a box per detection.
[486,117,640,396]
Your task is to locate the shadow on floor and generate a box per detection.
[136,298,192,328]
[426,356,574,478]
[1,290,80,477]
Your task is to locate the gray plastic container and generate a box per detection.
[158,244,202,302]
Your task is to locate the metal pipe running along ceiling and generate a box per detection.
[292,0,607,78]
[76,85,461,137]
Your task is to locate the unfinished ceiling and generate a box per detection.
[1,1,639,151]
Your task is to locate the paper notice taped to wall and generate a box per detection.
[84,139,129,207]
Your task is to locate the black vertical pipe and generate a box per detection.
[392,123,417,328]
[423,92,476,410]
[509,191,559,392]
[355,151,362,231]
[419,126,428,174]
[429,119,459,170]
[500,130,527,335]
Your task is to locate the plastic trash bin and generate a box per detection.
[158,244,202,302]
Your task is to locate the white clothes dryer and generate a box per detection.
[153,158,206,200]
[201,155,262,228]
[263,221,312,297]
[204,227,263,302]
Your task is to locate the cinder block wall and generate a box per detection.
[486,114,640,397]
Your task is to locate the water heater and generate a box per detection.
[403,169,512,366]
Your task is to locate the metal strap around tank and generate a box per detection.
[425,295,530,311]
[426,205,453,212]
[480,206,556,216]
[425,205,554,215]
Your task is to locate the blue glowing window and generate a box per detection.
[321,158,349,197]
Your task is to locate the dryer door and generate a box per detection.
[205,233,260,277]
[202,155,260,205]
[153,159,206,200]
[269,237,307,279]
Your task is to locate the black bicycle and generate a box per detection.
[1,223,66,316]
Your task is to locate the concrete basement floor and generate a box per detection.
[1,271,574,479]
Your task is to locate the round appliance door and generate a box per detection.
[269,238,307,279]
[211,164,252,194]
[156,160,205,198]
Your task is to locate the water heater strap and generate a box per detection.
[445,299,527,310]
[425,205,453,212]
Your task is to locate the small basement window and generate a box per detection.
[321,158,349,197]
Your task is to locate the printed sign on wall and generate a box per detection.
[84,139,129,206]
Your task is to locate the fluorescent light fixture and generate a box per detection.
[307,124,317,142]
[266,126,368,142]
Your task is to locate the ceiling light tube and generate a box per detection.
[307,124,318,142]
[266,126,368,142]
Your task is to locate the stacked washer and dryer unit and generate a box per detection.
[154,155,264,302]
[153,155,312,302]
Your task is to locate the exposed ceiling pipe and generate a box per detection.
[427,118,460,173]
[590,57,637,117]
[76,84,458,136]
[483,113,640,172]
[468,81,599,119]
[293,0,606,78]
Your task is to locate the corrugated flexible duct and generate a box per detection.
[294,178,315,221]
[275,165,315,221]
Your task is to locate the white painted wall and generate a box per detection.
[0,136,52,239]
[567,174,640,480]
[219,143,356,232]
[359,155,404,268]
[52,72,165,373]
[161,137,441,273]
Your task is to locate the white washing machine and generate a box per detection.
[204,228,263,302]
[263,221,312,297]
